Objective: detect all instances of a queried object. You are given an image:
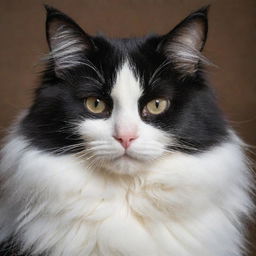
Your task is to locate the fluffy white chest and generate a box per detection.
[20,172,212,256]
[0,135,252,256]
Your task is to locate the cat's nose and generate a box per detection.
[113,134,138,149]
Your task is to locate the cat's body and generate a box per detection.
[0,6,253,256]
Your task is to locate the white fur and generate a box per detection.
[0,131,252,256]
[0,63,253,255]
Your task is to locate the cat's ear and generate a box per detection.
[158,6,209,77]
[45,5,94,74]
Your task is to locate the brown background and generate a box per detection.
[0,0,255,254]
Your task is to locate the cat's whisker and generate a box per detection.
[134,141,165,148]
[93,152,120,158]
[148,59,172,87]
[49,142,86,155]
[74,148,112,169]
[85,155,106,171]
[73,60,105,83]
[167,144,202,153]
[86,141,112,146]
[74,150,93,160]
[86,144,119,153]
[81,76,103,87]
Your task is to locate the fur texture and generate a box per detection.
[0,6,253,256]
[0,130,252,256]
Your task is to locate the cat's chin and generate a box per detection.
[100,154,149,175]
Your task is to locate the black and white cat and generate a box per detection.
[0,5,253,256]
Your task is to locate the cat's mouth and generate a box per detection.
[114,152,145,163]
[114,153,136,161]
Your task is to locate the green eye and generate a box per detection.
[143,98,169,116]
[85,97,106,114]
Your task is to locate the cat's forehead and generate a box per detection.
[90,36,168,95]
[111,61,142,105]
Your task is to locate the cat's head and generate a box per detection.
[21,6,227,174]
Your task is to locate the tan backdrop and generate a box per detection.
[0,0,255,254]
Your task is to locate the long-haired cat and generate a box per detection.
[0,5,253,256]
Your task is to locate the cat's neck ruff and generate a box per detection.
[0,131,251,256]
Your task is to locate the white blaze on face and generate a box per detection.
[111,62,142,142]
[78,60,170,174]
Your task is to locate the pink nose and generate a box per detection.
[114,134,138,149]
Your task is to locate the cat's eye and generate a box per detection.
[143,98,169,116]
[85,97,107,114]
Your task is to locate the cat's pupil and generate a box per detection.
[94,99,100,108]
[155,100,160,108]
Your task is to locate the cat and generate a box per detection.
[0,5,253,256]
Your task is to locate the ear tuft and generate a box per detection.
[44,6,94,76]
[159,6,210,78]
[44,4,59,15]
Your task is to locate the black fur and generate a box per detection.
[0,238,35,256]
[20,6,228,155]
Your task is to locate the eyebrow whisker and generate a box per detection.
[148,60,172,87]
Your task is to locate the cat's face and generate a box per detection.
[78,61,171,174]
[21,6,227,174]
